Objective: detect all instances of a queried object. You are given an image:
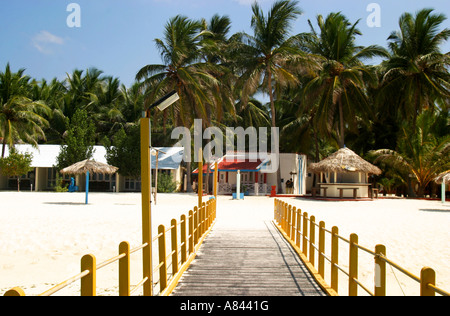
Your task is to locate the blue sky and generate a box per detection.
[0,0,449,87]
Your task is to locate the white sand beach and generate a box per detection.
[0,192,449,296]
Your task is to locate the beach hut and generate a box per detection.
[60,159,119,204]
[308,147,382,199]
[434,170,450,203]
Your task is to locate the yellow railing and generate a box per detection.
[3,198,216,297]
[273,199,449,297]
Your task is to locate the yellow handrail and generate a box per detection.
[273,199,449,297]
[3,199,216,297]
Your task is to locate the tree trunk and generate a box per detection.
[338,98,345,148]
[267,69,282,194]
[2,138,6,158]
[186,161,193,192]
[17,177,20,192]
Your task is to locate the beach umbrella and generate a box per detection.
[60,159,119,204]
[434,170,450,204]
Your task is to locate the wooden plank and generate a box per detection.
[171,222,327,296]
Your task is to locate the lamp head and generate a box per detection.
[147,91,179,115]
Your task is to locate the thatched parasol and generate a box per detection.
[309,148,382,175]
[60,159,118,204]
[60,159,118,175]
[434,170,450,185]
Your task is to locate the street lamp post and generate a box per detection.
[140,91,179,296]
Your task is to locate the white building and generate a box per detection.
[193,152,307,196]
[0,145,184,192]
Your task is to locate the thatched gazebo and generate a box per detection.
[60,159,119,204]
[309,148,382,198]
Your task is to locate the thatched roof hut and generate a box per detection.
[309,148,382,175]
[60,159,118,175]
[434,170,450,185]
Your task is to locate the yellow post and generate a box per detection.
[291,207,297,242]
[375,244,386,296]
[4,287,26,296]
[331,226,339,293]
[158,225,167,293]
[140,117,153,296]
[188,210,194,255]
[119,241,130,296]
[318,221,325,279]
[420,267,436,296]
[349,233,359,296]
[81,254,96,296]
[198,148,203,209]
[171,219,179,276]
[302,212,308,256]
[287,205,292,238]
[180,214,187,264]
[296,209,301,248]
[193,206,199,245]
[309,216,316,266]
[214,162,218,198]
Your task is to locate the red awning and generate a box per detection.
[193,159,263,174]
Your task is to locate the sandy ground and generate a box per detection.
[0,192,449,296]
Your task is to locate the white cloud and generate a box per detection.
[32,31,65,54]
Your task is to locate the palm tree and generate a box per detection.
[381,9,450,126]
[63,68,105,121]
[371,110,450,197]
[136,15,219,192]
[300,12,389,149]
[234,0,305,192]
[199,14,236,125]
[0,64,50,157]
[136,15,217,127]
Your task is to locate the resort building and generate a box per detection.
[193,152,308,196]
[0,145,184,192]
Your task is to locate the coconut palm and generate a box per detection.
[0,64,50,157]
[199,14,237,125]
[136,15,220,192]
[371,110,450,197]
[234,0,305,192]
[136,15,218,127]
[300,12,389,149]
[381,9,450,126]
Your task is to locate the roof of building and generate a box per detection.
[3,145,183,170]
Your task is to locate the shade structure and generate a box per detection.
[60,159,118,204]
[434,170,450,185]
[60,159,119,175]
[309,148,382,175]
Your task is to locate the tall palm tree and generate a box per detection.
[0,64,50,157]
[136,15,217,127]
[300,12,389,149]
[235,0,305,192]
[136,15,218,192]
[380,8,450,126]
[199,14,236,125]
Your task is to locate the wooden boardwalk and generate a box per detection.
[172,221,327,296]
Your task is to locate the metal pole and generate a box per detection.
[198,148,203,208]
[85,171,89,204]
